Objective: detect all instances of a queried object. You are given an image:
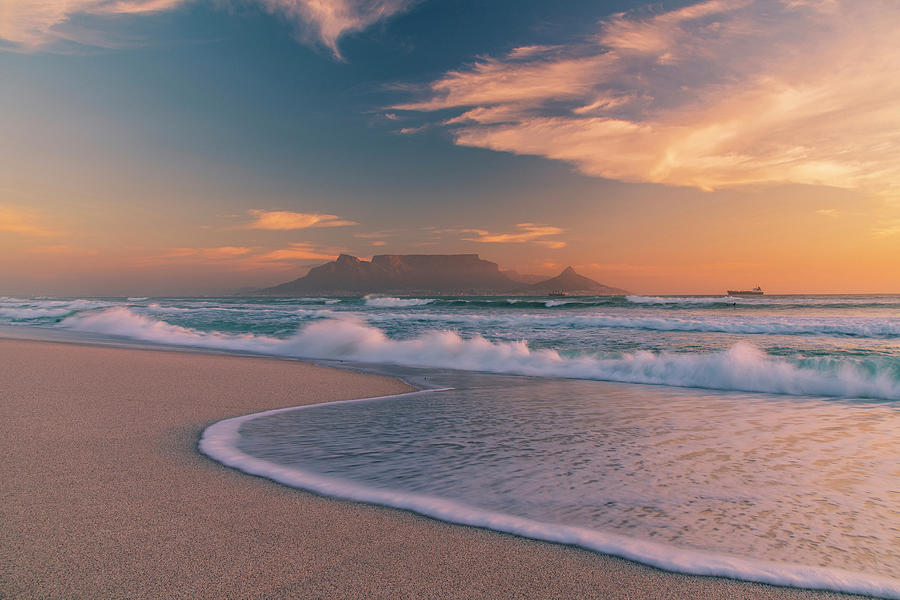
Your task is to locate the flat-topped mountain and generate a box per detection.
[262,253,521,295]
[259,254,626,296]
[531,266,628,295]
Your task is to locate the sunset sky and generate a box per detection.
[2,0,899,295]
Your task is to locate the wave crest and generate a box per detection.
[364,295,435,308]
[57,307,900,400]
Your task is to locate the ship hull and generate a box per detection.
[727,290,764,296]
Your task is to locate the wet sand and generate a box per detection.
[0,337,871,599]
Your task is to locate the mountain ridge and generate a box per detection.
[259,254,626,296]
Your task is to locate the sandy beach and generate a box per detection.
[0,337,871,599]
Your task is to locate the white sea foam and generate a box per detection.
[360,309,900,338]
[200,395,900,599]
[283,297,341,304]
[579,314,900,337]
[364,295,435,308]
[57,308,900,400]
[146,303,191,312]
[0,298,114,321]
[544,300,572,307]
[0,307,74,319]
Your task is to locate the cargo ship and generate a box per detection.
[727,286,763,296]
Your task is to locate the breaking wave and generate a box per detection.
[364,295,435,308]
[0,307,75,320]
[0,299,114,321]
[57,307,900,400]
[546,314,900,338]
[354,310,900,339]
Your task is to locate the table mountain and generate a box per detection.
[259,255,626,296]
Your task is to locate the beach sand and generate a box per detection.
[0,337,870,599]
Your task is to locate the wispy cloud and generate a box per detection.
[243,209,357,230]
[141,242,339,269]
[393,0,900,193]
[0,0,185,49]
[260,0,416,58]
[460,223,566,247]
[254,242,338,262]
[2,0,416,56]
[157,246,256,260]
[535,240,567,249]
[872,219,900,237]
[0,205,59,236]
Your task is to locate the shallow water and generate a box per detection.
[232,371,900,586]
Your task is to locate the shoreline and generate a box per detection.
[0,335,875,599]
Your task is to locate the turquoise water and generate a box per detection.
[3,294,900,398]
[4,294,900,595]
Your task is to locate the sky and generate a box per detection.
[2,0,900,295]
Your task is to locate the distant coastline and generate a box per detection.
[256,253,628,296]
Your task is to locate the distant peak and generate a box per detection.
[336,253,361,263]
[561,266,576,275]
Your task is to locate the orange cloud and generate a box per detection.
[254,242,338,262]
[259,0,416,58]
[394,0,900,193]
[2,0,415,55]
[243,209,357,230]
[535,240,567,249]
[872,220,900,237]
[460,223,565,246]
[0,205,59,236]
[0,0,185,49]
[137,243,339,271]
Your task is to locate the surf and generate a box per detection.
[57,307,900,400]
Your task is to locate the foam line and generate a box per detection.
[57,308,900,400]
[364,296,435,308]
[199,394,900,599]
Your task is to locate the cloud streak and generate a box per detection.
[142,242,340,269]
[1,0,415,55]
[0,0,185,49]
[393,0,900,193]
[254,242,338,262]
[259,0,415,59]
[0,205,59,236]
[243,209,357,230]
[461,223,566,247]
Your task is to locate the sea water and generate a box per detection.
[2,294,899,596]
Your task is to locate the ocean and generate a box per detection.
[2,294,899,597]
